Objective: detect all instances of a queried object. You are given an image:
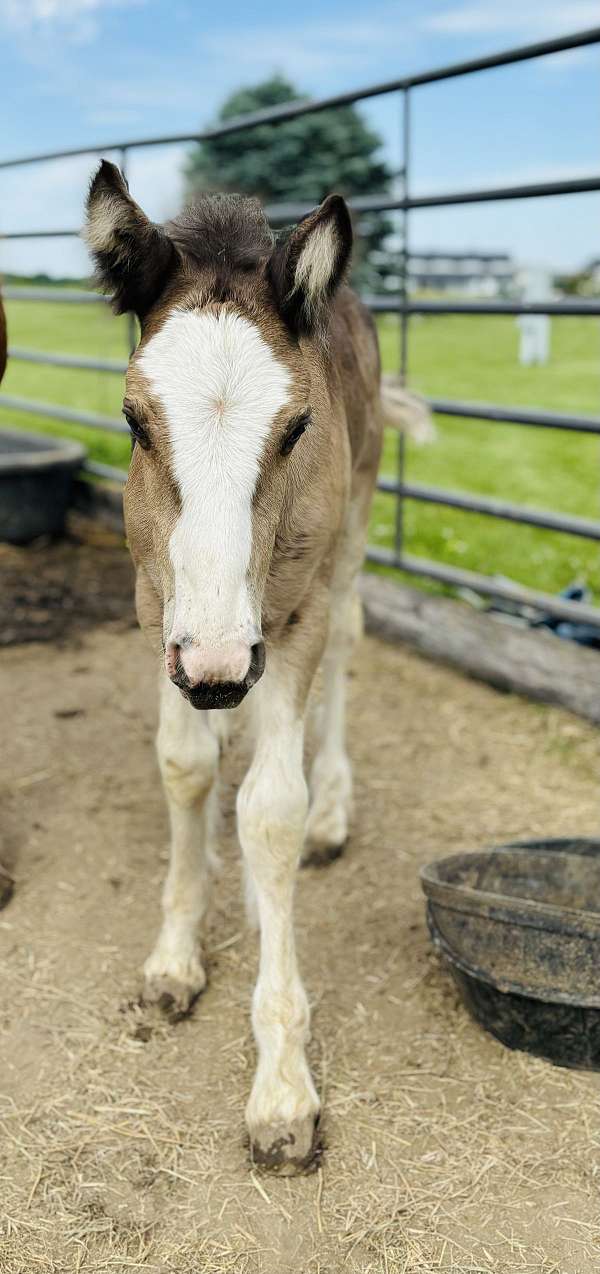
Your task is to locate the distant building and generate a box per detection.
[408,251,514,295]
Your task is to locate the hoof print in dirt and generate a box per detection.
[131,1022,153,1043]
[250,1117,323,1176]
[301,841,347,868]
[118,997,155,1042]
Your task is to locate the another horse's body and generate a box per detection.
[85,163,422,1172]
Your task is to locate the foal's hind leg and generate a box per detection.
[303,582,362,866]
[303,486,374,867]
[144,676,220,1013]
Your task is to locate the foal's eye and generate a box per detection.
[280,411,311,457]
[123,409,150,451]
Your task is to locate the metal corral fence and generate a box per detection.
[1,26,600,628]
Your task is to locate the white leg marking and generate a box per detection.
[144,677,220,1011]
[304,587,361,862]
[237,661,319,1171]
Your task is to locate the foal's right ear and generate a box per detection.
[268,194,352,339]
[84,160,178,318]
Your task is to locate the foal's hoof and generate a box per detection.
[143,953,207,1018]
[301,839,347,868]
[250,1114,321,1176]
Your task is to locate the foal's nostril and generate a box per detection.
[165,640,182,679]
[248,640,266,687]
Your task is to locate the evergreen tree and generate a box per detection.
[185,76,393,292]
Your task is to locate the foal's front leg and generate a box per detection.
[144,676,220,1013]
[237,654,319,1173]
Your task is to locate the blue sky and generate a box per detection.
[0,0,599,275]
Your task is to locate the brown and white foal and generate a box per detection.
[85,160,405,1172]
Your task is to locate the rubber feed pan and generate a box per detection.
[0,427,86,543]
[421,838,600,1070]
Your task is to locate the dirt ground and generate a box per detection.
[1,534,600,1273]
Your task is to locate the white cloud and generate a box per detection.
[423,0,600,35]
[0,0,144,44]
[202,8,419,80]
[2,0,102,19]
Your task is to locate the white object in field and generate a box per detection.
[517,314,550,366]
[516,266,552,366]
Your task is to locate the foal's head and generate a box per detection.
[85,161,352,709]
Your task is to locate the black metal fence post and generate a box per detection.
[394,85,411,562]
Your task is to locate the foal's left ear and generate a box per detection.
[84,159,179,319]
[269,194,352,337]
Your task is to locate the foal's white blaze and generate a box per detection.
[139,309,292,660]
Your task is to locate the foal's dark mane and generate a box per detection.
[167,194,275,274]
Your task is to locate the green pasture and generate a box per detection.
[0,293,598,597]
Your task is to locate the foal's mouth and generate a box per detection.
[180,679,252,710]
[170,642,266,711]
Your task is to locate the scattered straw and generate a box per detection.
[2,624,600,1271]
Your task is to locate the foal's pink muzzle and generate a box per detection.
[166,639,251,687]
[165,637,266,710]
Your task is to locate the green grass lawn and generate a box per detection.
[1,294,599,597]
[0,297,131,469]
[376,312,600,596]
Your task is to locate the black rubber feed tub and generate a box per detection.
[0,427,86,543]
[421,839,600,1070]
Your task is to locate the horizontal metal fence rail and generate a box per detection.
[3,286,107,303]
[369,298,600,316]
[377,477,600,541]
[9,346,127,373]
[265,176,600,219]
[1,25,599,626]
[85,459,131,483]
[367,549,600,628]
[3,379,599,439]
[6,285,600,318]
[426,399,600,436]
[6,175,600,241]
[0,392,128,434]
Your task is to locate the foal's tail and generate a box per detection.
[381,374,436,445]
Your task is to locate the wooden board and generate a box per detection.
[360,574,600,726]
